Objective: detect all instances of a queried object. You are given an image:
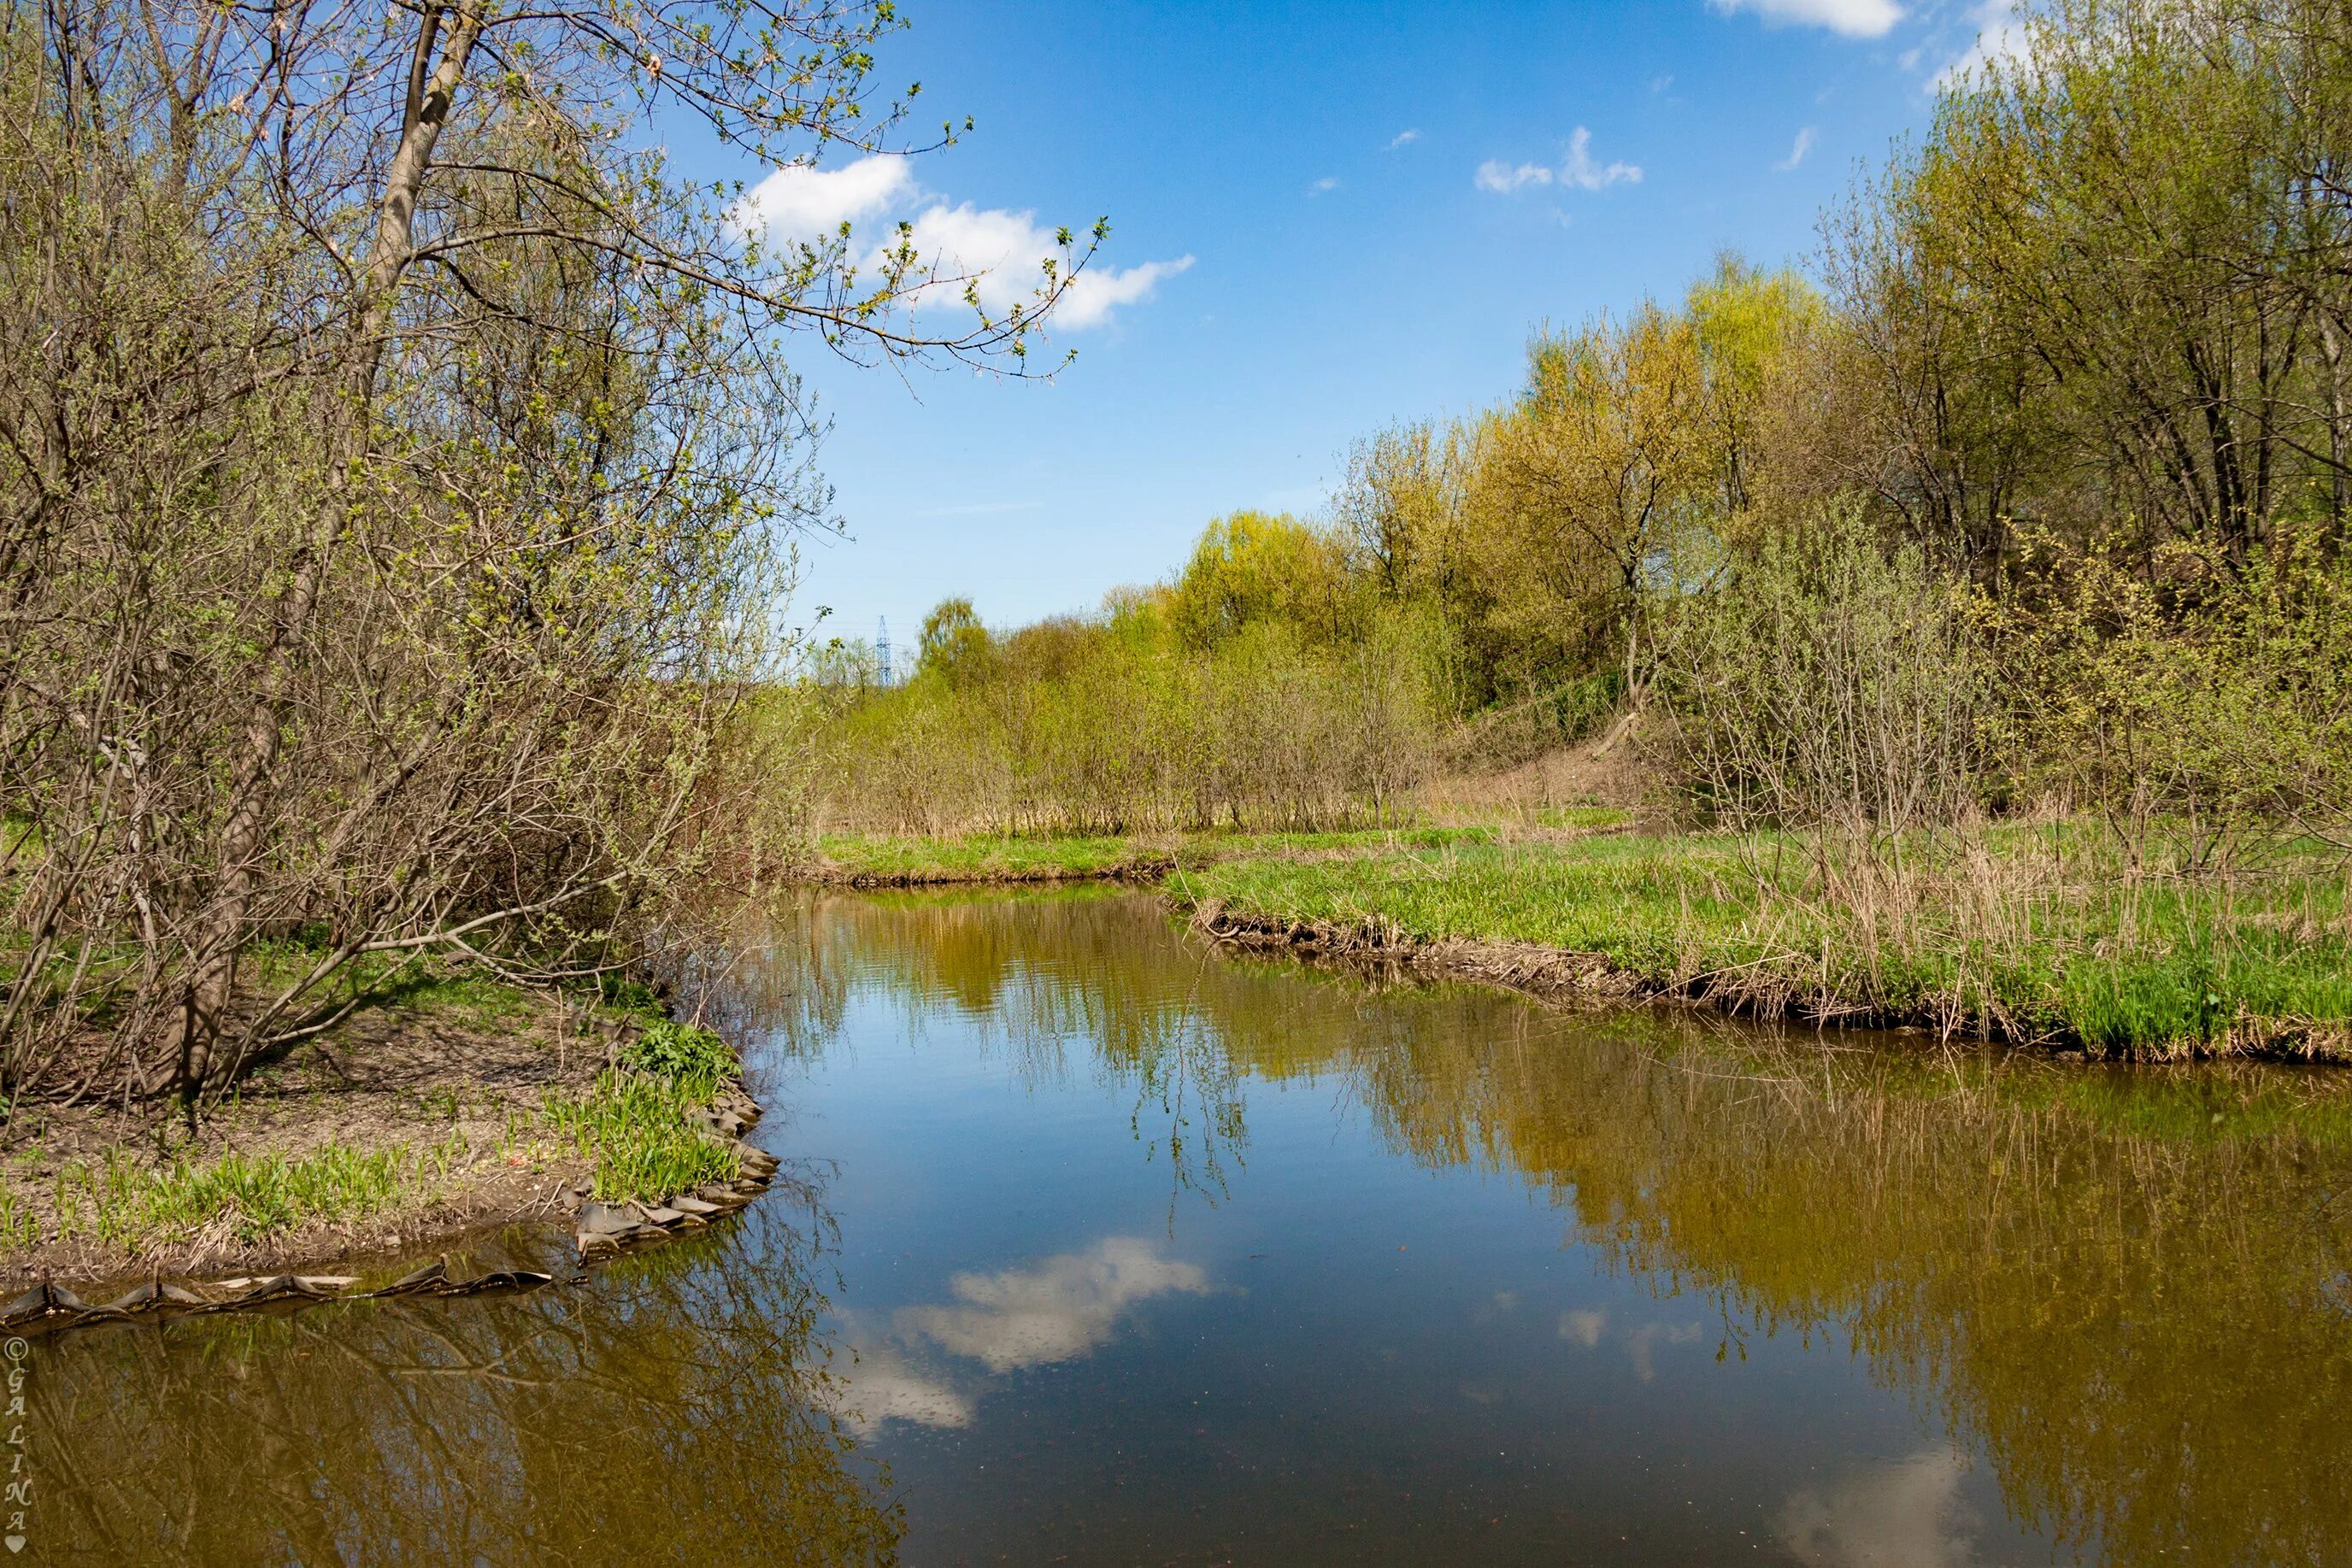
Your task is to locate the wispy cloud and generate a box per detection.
[1386,127,1421,150]
[1476,127,1640,197]
[1561,126,1642,190]
[1775,126,1819,171]
[737,154,1191,332]
[1710,0,1903,38]
[1559,1308,1608,1348]
[1308,174,1340,195]
[1475,159,1554,194]
[1649,73,1676,93]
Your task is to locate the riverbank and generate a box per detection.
[0,967,755,1287]
[1175,827,2352,1062]
[803,819,1617,885]
[801,816,2352,1061]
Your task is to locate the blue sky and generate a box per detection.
[712,0,2017,655]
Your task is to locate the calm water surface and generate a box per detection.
[31,889,2352,1564]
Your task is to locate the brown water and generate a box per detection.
[23,888,2352,1564]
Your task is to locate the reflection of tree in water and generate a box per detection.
[38,1197,901,1565]
[746,890,1250,1207]
[770,890,2352,1567]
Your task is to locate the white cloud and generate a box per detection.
[737,154,914,240]
[826,1236,1212,1435]
[1309,175,1340,195]
[1775,126,1819,171]
[736,153,1189,332]
[1476,159,1552,193]
[1386,128,1421,150]
[1936,0,2031,85]
[875,203,1194,332]
[1649,73,1676,93]
[1778,1448,1987,1568]
[897,1236,1210,1372]
[1561,126,1643,190]
[1711,0,1903,38]
[1479,129,1640,196]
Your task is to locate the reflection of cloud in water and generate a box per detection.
[1625,1320,1701,1382]
[900,1236,1210,1372]
[1778,1448,1984,1568]
[1558,1309,1608,1348]
[833,1236,1210,1431]
[831,1343,973,1433]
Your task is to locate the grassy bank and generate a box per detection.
[1176,825,2352,1061]
[808,822,1574,885]
[0,974,749,1280]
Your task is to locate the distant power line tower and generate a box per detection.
[875,617,893,688]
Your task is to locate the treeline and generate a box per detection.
[811,525,1442,834]
[0,0,1083,1101]
[822,0,2352,849]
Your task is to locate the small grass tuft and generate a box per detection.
[626,1018,735,1095]
[543,1070,740,1202]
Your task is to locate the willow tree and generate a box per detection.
[0,0,1102,1102]
[1476,304,1712,696]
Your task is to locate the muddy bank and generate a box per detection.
[1187,899,1648,1004]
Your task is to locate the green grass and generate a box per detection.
[67,1144,410,1248]
[818,831,1146,882]
[1526,805,1637,832]
[626,1018,736,1095]
[1180,825,2352,1059]
[543,1070,741,1202]
[813,824,1500,884]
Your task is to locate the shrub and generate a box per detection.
[1649,501,1986,831]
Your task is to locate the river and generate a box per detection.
[27,888,2352,1564]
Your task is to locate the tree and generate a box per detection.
[916,598,993,684]
[0,0,1106,1101]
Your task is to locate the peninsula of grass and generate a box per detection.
[0,971,750,1282]
[1175,825,2352,1061]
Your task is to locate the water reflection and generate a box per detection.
[32,889,2352,1565]
[771,888,2352,1566]
[1778,1449,1986,1568]
[38,1202,901,1565]
[834,1236,1212,1435]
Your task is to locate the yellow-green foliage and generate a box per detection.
[815,584,1444,836]
[1168,510,1354,648]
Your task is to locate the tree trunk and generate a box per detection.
[174,4,483,1101]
